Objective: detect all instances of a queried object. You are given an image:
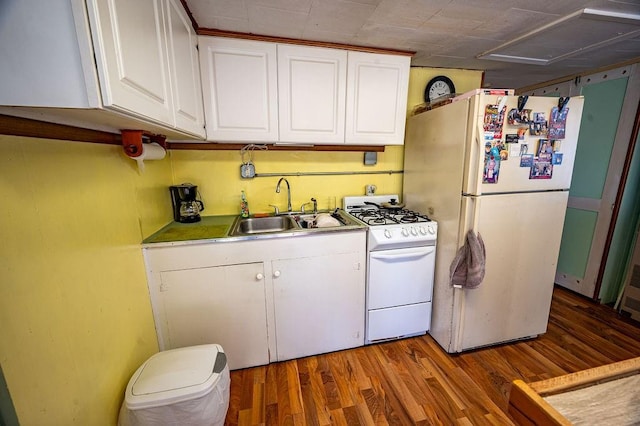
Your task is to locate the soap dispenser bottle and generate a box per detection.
[240,191,250,218]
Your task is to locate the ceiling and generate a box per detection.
[185,0,640,90]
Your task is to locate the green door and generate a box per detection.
[526,65,637,299]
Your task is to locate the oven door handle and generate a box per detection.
[370,246,435,261]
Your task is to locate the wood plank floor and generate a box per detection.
[224,287,640,425]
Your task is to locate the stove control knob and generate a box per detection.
[419,226,427,235]
[411,227,418,236]
[428,225,435,235]
[401,228,409,237]
[384,229,392,239]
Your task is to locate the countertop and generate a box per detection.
[143,212,366,247]
[143,215,237,244]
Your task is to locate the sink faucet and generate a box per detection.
[275,177,292,212]
[300,198,317,214]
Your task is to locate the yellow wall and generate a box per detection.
[408,67,484,114]
[171,67,484,215]
[0,66,482,425]
[0,136,166,424]
[169,147,405,215]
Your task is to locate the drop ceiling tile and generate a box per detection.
[307,0,377,35]
[473,8,559,41]
[204,16,251,32]
[356,23,436,44]
[435,37,506,57]
[349,0,384,5]
[247,4,308,37]
[368,0,446,28]
[188,0,247,23]
[480,8,640,65]
[187,0,640,90]
[302,28,359,44]
[251,0,313,13]
[421,15,487,35]
[437,1,510,22]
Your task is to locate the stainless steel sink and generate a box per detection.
[230,215,299,235]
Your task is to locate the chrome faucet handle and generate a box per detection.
[268,204,280,215]
[311,198,317,214]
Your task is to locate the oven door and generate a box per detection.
[368,245,436,309]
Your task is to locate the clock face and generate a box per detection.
[424,76,456,102]
[429,80,452,99]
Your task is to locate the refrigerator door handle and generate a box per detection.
[460,195,481,243]
[465,122,485,196]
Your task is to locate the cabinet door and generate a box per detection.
[158,263,269,370]
[199,37,278,141]
[278,44,347,144]
[89,0,174,125]
[272,252,365,360]
[163,0,205,137]
[346,52,410,145]
[0,0,101,108]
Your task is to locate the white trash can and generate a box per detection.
[118,344,230,426]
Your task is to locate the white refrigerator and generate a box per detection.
[403,91,584,353]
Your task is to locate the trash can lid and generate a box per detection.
[125,344,227,410]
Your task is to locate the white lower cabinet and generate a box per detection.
[143,230,366,370]
[272,251,365,361]
[158,262,270,370]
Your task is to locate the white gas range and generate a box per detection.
[344,195,437,344]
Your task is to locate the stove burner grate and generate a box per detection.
[349,207,431,225]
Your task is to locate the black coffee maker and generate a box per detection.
[169,183,205,223]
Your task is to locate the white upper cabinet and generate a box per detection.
[88,0,205,137]
[90,0,173,125]
[198,37,278,142]
[0,0,205,138]
[277,45,347,144]
[163,0,205,137]
[346,52,410,145]
[0,0,99,108]
[198,37,410,145]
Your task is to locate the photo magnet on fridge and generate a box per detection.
[530,160,553,179]
[517,127,528,140]
[549,106,569,139]
[537,139,557,164]
[529,112,548,136]
[484,104,506,140]
[509,143,521,157]
[520,154,533,167]
[507,108,531,125]
[494,140,508,160]
[483,142,501,183]
[552,153,563,165]
[506,134,519,143]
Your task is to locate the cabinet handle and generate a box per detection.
[273,270,281,278]
[256,273,264,280]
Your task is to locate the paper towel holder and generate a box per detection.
[121,130,167,157]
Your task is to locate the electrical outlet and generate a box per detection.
[240,163,256,178]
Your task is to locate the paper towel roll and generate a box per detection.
[129,142,166,173]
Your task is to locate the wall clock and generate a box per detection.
[424,76,456,102]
